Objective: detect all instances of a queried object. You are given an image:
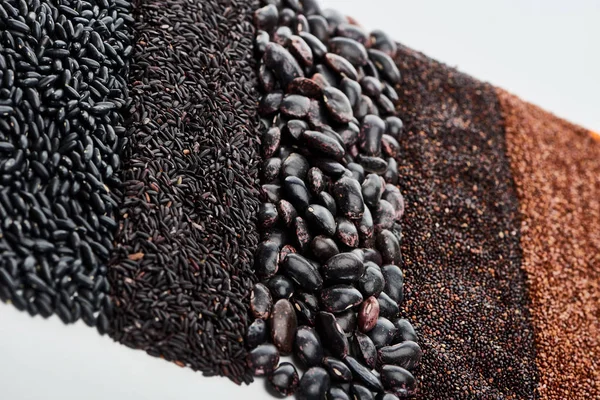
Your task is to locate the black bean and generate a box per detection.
[359,262,385,297]
[336,217,360,248]
[320,285,363,313]
[359,115,386,156]
[377,292,399,319]
[325,53,358,81]
[358,296,380,333]
[254,4,279,31]
[265,42,305,87]
[302,130,346,160]
[294,326,324,367]
[271,298,298,354]
[284,175,311,211]
[260,91,285,116]
[287,77,322,98]
[369,30,397,57]
[358,155,388,174]
[247,344,280,377]
[305,204,336,236]
[362,173,383,209]
[258,203,279,229]
[307,15,329,42]
[297,367,331,400]
[333,176,364,220]
[351,384,375,400]
[385,116,404,138]
[330,37,368,67]
[329,386,351,400]
[323,86,354,123]
[344,356,384,392]
[254,240,280,279]
[310,235,340,263]
[289,35,314,67]
[251,282,274,320]
[268,362,300,397]
[281,253,323,292]
[379,366,417,397]
[247,319,268,349]
[336,23,369,45]
[299,31,328,60]
[368,49,401,85]
[323,357,353,382]
[278,199,299,226]
[367,317,398,349]
[352,331,378,369]
[378,341,422,370]
[284,119,310,140]
[316,311,349,358]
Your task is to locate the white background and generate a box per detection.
[1,1,599,400]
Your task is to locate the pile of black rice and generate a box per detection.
[0,0,133,330]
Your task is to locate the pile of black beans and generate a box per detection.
[0,0,132,330]
[247,0,421,399]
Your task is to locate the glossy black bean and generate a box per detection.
[271,299,298,354]
[357,205,375,245]
[351,384,375,400]
[294,216,313,252]
[382,82,399,103]
[369,30,397,57]
[325,53,358,81]
[247,319,268,348]
[323,357,352,383]
[361,76,383,98]
[284,119,309,140]
[247,344,280,377]
[334,309,357,337]
[278,199,298,226]
[316,311,349,357]
[268,362,300,397]
[344,356,384,392]
[382,185,405,221]
[310,235,340,263]
[294,326,324,367]
[282,153,310,179]
[254,4,279,31]
[382,157,399,185]
[284,175,311,211]
[288,77,322,98]
[322,86,354,123]
[358,296,380,333]
[352,331,378,369]
[392,319,418,344]
[281,253,323,292]
[318,191,337,216]
[288,35,314,68]
[375,393,399,400]
[307,15,329,42]
[347,162,365,184]
[274,25,293,45]
[281,94,311,118]
[336,218,360,248]
[380,366,417,397]
[376,230,402,266]
[385,116,404,138]
[255,30,270,54]
[358,155,388,174]
[367,317,397,349]
[362,173,383,209]
[306,204,336,236]
[333,176,364,220]
[368,49,401,85]
[251,282,274,320]
[377,292,399,319]
[374,200,395,232]
[340,77,362,109]
[254,241,280,279]
[329,386,351,400]
[336,23,369,45]
[359,115,386,156]
[297,367,331,400]
[258,203,279,229]
[259,91,284,116]
[321,252,364,283]
[358,262,385,297]
[321,8,345,32]
[279,7,296,27]
[312,159,347,179]
[381,264,404,304]
[320,285,363,313]
[264,42,305,87]
[302,130,346,160]
[378,341,422,370]
[295,14,310,34]
[300,31,328,60]
[338,123,360,149]
[267,275,295,300]
[381,134,400,158]
[330,37,368,67]
[377,95,395,115]
[292,297,316,326]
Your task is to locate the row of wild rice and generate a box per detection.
[106,0,263,385]
[0,0,133,331]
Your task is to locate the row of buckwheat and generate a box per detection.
[247,0,421,399]
[106,0,263,385]
[0,0,133,330]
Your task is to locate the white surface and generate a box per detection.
[1,2,599,400]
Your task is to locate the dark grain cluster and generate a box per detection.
[107,0,263,386]
[0,0,133,330]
